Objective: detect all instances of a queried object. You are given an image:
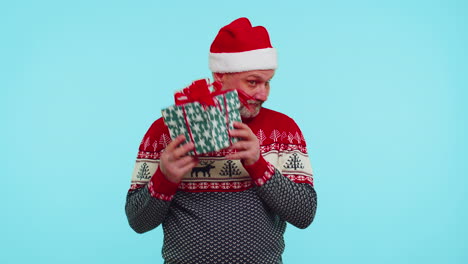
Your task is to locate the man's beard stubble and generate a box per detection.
[239,100,263,119]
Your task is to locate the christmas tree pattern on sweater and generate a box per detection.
[131,107,313,191]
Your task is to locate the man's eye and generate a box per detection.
[248,80,257,85]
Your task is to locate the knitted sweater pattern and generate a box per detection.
[125,108,317,264]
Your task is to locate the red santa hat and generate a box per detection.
[209,17,277,73]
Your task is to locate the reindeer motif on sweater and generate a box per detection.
[191,161,216,177]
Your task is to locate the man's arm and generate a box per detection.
[125,120,197,234]
[228,121,317,229]
[125,169,176,233]
[245,156,317,229]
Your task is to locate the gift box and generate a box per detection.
[162,79,241,155]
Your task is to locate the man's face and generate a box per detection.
[216,70,275,118]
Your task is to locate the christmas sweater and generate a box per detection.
[125,107,317,264]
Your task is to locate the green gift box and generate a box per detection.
[162,79,241,155]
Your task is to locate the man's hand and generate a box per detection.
[160,135,198,184]
[226,121,260,166]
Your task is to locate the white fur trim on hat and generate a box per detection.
[209,48,277,73]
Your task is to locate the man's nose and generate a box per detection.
[254,85,268,101]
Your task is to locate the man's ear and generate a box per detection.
[212,72,224,83]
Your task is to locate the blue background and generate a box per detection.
[1,0,467,263]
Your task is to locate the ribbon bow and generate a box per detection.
[175,79,223,106]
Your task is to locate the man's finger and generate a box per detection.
[229,141,250,151]
[174,155,198,168]
[229,129,248,138]
[172,141,195,158]
[232,121,248,129]
[171,157,199,178]
[225,151,247,161]
[166,135,186,151]
[179,159,199,174]
[229,128,256,141]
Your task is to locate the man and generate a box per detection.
[126,17,317,263]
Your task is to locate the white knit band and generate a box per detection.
[209,48,277,73]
